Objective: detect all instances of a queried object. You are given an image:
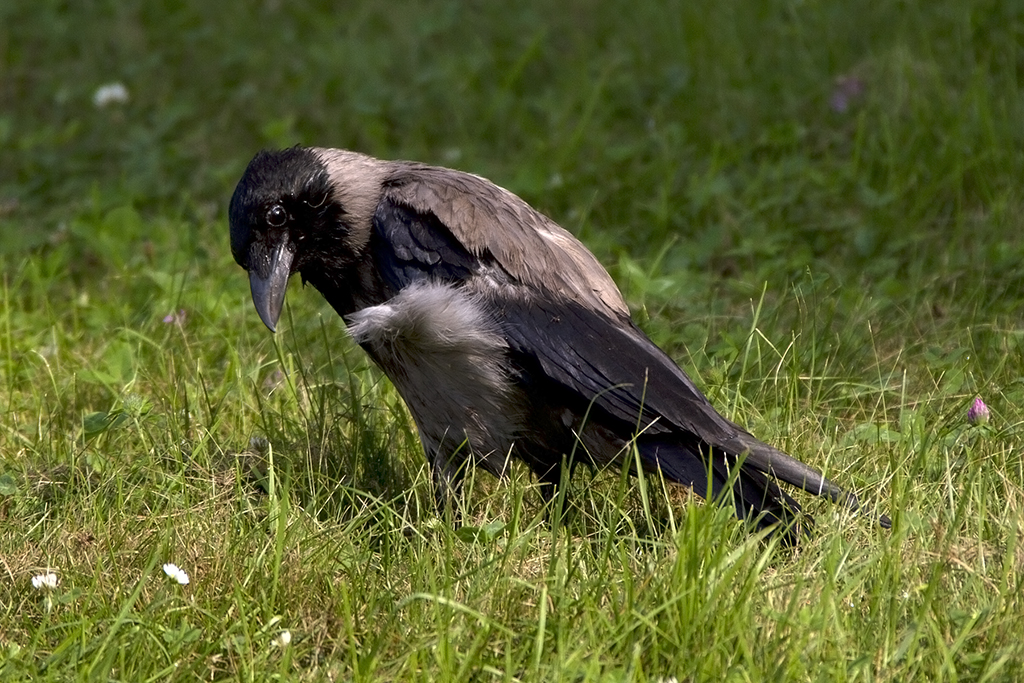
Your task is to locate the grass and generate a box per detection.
[2,0,1024,679]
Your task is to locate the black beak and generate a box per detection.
[248,241,295,332]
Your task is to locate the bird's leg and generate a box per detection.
[537,456,580,527]
[430,450,468,527]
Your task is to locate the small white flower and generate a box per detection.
[31,572,59,590]
[93,82,130,108]
[273,630,292,647]
[162,563,190,585]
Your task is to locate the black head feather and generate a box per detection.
[228,147,337,273]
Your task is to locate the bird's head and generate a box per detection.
[229,147,371,331]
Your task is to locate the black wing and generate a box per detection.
[372,198,735,442]
[370,194,853,508]
[371,197,484,293]
[491,292,851,504]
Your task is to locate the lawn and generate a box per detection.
[2,1,1023,680]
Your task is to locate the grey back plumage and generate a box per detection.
[382,163,630,319]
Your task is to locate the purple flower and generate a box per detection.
[830,75,865,114]
[967,397,990,425]
[163,309,186,325]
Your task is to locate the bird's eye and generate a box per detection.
[266,204,287,227]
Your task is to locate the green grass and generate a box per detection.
[2,0,1024,679]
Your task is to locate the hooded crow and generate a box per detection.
[229,146,889,538]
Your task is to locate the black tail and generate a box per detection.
[721,431,892,530]
[637,432,891,541]
[638,437,812,544]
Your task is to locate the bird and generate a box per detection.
[229,146,890,539]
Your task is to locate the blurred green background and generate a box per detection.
[4,0,1021,283]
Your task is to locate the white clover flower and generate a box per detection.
[162,563,190,585]
[93,82,130,108]
[273,630,292,648]
[31,572,59,590]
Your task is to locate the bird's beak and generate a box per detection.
[248,241,295,332]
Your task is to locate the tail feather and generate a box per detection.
[724,433,848,503]
[638,437,807,543]
[725,433,892,530]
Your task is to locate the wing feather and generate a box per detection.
[491,293,851,503]
[380,163,630,319]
